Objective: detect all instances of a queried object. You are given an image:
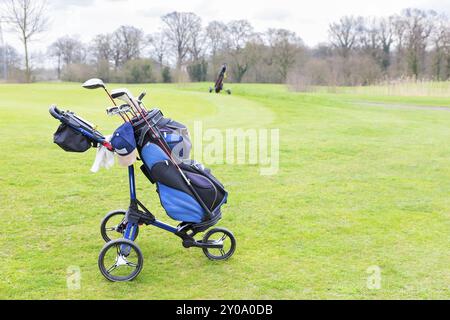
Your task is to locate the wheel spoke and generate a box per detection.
[220,249,226,256]
[107,264,117,273]
[220,234,228,241]
[105,227,116,232]
[126,262,138,268]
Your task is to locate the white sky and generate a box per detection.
[2,0,450,54]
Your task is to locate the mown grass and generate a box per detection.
[0,82,449,299]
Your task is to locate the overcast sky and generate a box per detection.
[2,0,450,53]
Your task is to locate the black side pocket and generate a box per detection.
[140,164,156,184]
[53,123,91,153]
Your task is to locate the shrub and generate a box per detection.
[162,66,172,83]
[187,60,208,82]
[122,59,155,83]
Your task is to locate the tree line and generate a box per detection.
[0,0,449,86]
[294,8,450,88]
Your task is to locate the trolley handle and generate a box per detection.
[49,105,113,151]
[49,105,63,120]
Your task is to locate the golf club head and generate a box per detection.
[106,106,120,116]
[82,78,106,90]
[111,88,135,102]
[119,104,132,113]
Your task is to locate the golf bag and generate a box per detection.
[215,65,227,93]
[133,110,228,224]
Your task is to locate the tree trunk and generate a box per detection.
[446,55,450,80]
[57,55,61,80]
[434,50,442,81]
[23,37,31,83]
[176,52,183,71]
[382,45,391,72]
[235,64,248,83]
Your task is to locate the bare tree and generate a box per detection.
[206,21,228,57]
[112,25,144,69]
[0,20,5,80]
[91,34,113,62]
[205,21,228,77]
[401,8,437,78]
[432,15,450,80]
[378,16,396,71]
[161,11,202,70]
[147,32,168,67]
[49,36,85,79]
[2,0,49,82]
[266,28,303,82]
[329,16,363,58]
[89,33,114,81]
[0,43,19,66]
[225,20,255,82]
[445,23,450,79]
[358,17,397,72]
[189,23,205,62]
[359,17,381,59]
[227,19,253,51]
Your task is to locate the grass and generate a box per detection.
[0,82,449,299]
[335,80,450,98]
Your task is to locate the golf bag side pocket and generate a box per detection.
[53,123,92,153]
[140,164,156,184]
[150,161,206,223]
[149,160,228,223]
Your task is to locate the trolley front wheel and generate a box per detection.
[202,228,236,261]
[98,239,143,282]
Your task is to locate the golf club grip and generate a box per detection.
[138,92,146,101]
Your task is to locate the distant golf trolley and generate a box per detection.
[210,64,232,95]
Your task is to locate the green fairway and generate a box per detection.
[0,82,449,299]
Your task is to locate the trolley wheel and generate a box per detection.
[98,239,144,282]
[100,210,139,242]
[209,87,214,93]
[202,228,236,261]
[226,89,232,95]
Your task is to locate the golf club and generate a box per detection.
[137,91,149,112]
[119,104,137,118]
[111,88,147,117]
[82,78,117,107]
[106,106,129,122]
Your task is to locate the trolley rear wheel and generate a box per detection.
[100,210,139,242]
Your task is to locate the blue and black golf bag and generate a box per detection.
[133,109,228,224]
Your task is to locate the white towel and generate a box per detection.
[91,135,115,173]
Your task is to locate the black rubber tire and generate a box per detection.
[226,89,232,95]
[202,228,236,261]
[98,239,144,282]
[100,210,139,243]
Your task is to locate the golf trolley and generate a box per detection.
[49,79,236,282]
[210,64,232,95]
